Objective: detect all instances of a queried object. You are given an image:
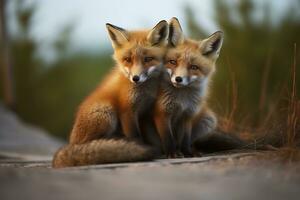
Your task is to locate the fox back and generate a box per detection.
[69,21,169,144]
[54,21,169,167]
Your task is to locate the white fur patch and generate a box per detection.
[171,76,176,84]
[165,68,172,76]
[181,77,189,85]
[139,73,147,83]
[121,66,130,78]
[147,65,157,75]
[198,78,208,97]
[190,75,199,82]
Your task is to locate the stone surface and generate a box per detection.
[1,152,300,200]
[0,104,63,157]
[1,104,300,200]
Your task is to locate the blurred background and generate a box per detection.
[0,0,299,140]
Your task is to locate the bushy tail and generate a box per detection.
[52,139,155,168]
[193,130,272,153]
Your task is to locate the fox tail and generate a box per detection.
[52,139,155,168]
[193,130,261,153]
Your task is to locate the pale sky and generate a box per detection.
[30,0,215,50]
[7,0,296,56]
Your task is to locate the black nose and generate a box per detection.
[175,76,182,83]
[132,75,140,82]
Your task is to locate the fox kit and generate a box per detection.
[52,20,169,168]
[154,18,223,157]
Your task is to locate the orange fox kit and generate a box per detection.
[154,18,223,157]
[52,20,169,168]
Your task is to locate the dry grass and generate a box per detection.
[216,44,300,162]
[220,57,238,133]
[286,44,299,147]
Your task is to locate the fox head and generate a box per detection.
[164,17,224,89]
[106,21,168,84]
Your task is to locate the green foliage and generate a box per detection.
[3,0,300,139]
[185,0,300,126]
[34,54,112,138]
[6,1,112,139]
[11,0,43,123]
[53,23,75,58]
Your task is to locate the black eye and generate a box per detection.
[144,57,154,63]
[169,60,177,65]
[190,65,200,70]
[124,57,131,63]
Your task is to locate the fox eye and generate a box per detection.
[124,57,131,63]
[168,60,177,65]
[144,57,154,63]
[190,64,200,70]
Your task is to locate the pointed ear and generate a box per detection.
[106,23,129,48]
[147,20,168,46]
[168,17,184,46]
[200,31,224,59]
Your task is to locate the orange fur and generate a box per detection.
[53,21,169,168]
[153,18,223,157]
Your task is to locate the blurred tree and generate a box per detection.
[5,0,299,139]
[53,23,75,59]
[11,0,43,123]
[0,0,15,109]
[36,53,112,138]
[185,0,300,127]
[2,0,112,139]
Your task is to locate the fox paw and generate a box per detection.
[167,154,177,159]
[175,151,184,158]
[182,148,193,158]
[192,151,203,157]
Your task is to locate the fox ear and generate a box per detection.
[168,17,184,46]
[106,23,129,48]
[200,31,224,59]
[147,20,168,46]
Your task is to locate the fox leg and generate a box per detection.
[69,104,117,144]
[154,114,176,158]
[174,119,192,157]
[138,115,161,148]
[190,108,217,156]
[191,108,217,142]
[120,111,140,139]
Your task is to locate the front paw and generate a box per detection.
[167,152,177,159]
[192,151,203,157]
[175,151,184,158]
[191,147,203,157]
[182,148,193,158]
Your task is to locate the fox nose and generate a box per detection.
[175,76,183,83]
[132,75,140,83]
